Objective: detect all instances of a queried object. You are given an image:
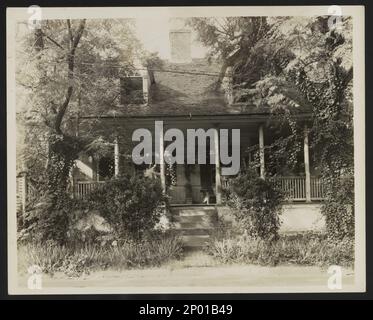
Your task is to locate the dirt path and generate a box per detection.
[17,252,355,293]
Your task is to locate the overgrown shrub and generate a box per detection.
[20,193,81,244]
[206,233,354,267]
[224,168,284,241]
[21,134,83,243]
[87,175,167,240]
[20,174,167,245]
[322,175,354,240]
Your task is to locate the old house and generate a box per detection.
[58,27,326,246]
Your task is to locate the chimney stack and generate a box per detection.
[169,29,192,64]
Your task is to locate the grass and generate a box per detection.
[18,231,354,279]
[18,235,184,277]
[206,233,354,268]
[167,249,218,270]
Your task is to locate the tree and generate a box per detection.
[188,17,274,90]
[16,19,141,242]
[249,17,354,239]
[190,16,354,239]
[17,19,141,190]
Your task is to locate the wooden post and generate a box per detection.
[304,125,311,202]
[114,137,120,177]
[157,122,169,229]
[95,156,100,181]
[159,126,166,193]
[259,124,265,179]
[75,114,80,137]
[142,73,149,103]
[21,173,27,214]
[214,127,222,205]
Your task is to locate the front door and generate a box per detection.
[199,164,215,204]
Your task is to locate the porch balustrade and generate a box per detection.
[73,176,325,202]
[221,176,325,202]
[73,180,106,199]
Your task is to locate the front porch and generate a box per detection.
[72,115,325,204]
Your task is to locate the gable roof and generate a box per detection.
[90,58,312,119]
[120,58,274,117]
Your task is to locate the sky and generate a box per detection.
[135,17,208,60]
[15,17,209,61]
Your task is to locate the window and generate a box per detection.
[98,156,114,180]
[120,76,145,105]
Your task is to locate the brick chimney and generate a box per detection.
[169,29,192,64]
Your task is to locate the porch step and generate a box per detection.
[181,235,210,247]
[177,228,213,236]
[172,220,214,229]
[170,205,218,248]
[176,207,217,217]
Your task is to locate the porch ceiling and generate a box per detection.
[79,112,312,130]
[78,113,312,148]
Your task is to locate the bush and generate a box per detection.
[20,193,80,245]
[224,168,284,241]
[322,175,354,240]
[18,234,183,277]
[206,233,354,267]
[87,175,167,241]
[19,174,167,247]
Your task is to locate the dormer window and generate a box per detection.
[120,76,147,105]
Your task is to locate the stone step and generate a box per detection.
[181,235,210,247]
[170,206,217,217]
[170,206,218,247]
[176,210,216,217]
[177,228,212,236]
[172,214,217,228]
[171,206,216,211]
[172,221,214,229]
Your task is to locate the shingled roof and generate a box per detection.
[92,58,312,119]
[120,58,276,117]
[148,59,226,114]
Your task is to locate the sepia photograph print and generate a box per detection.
[7,5,365,294]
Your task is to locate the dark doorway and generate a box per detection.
[199,164,215,204]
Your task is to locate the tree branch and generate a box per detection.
[40,31,64,50]
[54,19,86,134]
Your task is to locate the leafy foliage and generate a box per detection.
[16,19,141,193]
[323,175,354,239]
[190,16,354,240]
[87,175,168,240]
[16,19,147,242]
[19,193,82,244]
[224,168,284,241]
[19,234,183,277]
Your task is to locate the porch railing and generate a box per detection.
[16,175,27,213]
[310,176,325,200]
[222,176,325,202]
[16,174,38,213]
[73,181,106,199]
[272,176,307,201]
[73,176,325,202]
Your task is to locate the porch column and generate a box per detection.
[114,137,120,177]
[214,127,222,205]
[303,125,311,202]
[159,126,166,193]
[95,156,100,181]
[20,173,27,214]
[259,124,265,179]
